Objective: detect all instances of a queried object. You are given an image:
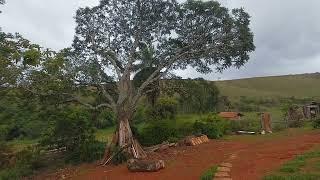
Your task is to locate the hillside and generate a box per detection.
[215,73,320,99]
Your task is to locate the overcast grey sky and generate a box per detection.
[1,0,319,80]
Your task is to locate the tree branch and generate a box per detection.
[62,93,113,110]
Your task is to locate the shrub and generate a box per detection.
[96,110,115,129]
[41,107,104,164]
[21,120,47,139]
[0,147,43,180]
[312,118,320,129]
[0,141,11,169]
[147,97,178,121]
[176,122,194,137]
[193,114,230,139]
[0,125,9,141]
[137,121,195,146]
[132,105,148,124]
[138,121,178,146]
[229,118,261,132]
[65,140,105,164]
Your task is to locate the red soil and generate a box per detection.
[37,129,320,180]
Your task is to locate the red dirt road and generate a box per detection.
[39,129,320,180]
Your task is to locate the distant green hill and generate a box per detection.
[215,73,320,99]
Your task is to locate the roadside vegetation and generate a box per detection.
[264,147,320,180]
[200,165,218,180]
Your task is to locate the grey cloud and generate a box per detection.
[1,0,319,80]
[0,0,99,50]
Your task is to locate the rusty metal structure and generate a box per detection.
[303,101,320,119]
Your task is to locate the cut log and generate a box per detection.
[127,159,165,172]
[185,135,209,146]
[144,141,173,152]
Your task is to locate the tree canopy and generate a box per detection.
[69,0,255,113]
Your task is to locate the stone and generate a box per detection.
[214,172,230,178]
[127,159,165,172]
[220,162,233,168]
[217,167,231,172]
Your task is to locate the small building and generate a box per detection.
[303,102,320,119]
[218,112,244,120]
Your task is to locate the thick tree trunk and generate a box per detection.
[102,111,146,165]
[102,73,146,165]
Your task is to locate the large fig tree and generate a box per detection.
[70,0,255,162]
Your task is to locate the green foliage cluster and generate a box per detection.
[229,118,261,132]
[193,114,231,139]
[0,141,11,169]
[164,79,220,114]
[95,110,115,129]
[0,147,43,180]
[0,89,50,140]
[138,121,179,146]
[200,165,218,180]
[0,106,106,179]
[138,114,230,146]
[146,97,178,120]
[312,118,320,129]
[41,107,105,164]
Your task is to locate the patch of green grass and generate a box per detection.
[264,148,320,180]
[200,165,218,180]
[7,139,38,152]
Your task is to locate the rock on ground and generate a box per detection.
[127,159,165,172]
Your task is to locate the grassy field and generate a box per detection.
[216,73,320,99]
[264,146,320,180]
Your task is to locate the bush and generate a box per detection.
[312,118,320,129]
[0,147,43,180]
[229,118,261,132]
[0,141,11,169]
[193,114,230,139]
[41,107,104,164]
[132,105,148,124]
[138,114,231,146]
[147,97,178,120]
[65,140,105,164]
[138,121,195,146]
[138,121,178,146]
[0,125,9,141]
[177,122,194,137]
[95,110,115,129]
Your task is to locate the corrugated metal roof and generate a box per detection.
[218,112,243,120]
